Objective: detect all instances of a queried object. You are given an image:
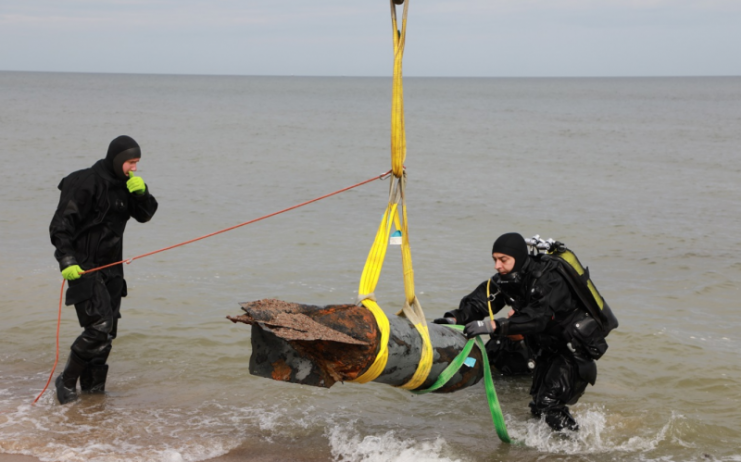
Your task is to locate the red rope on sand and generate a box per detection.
[33,170,391,404]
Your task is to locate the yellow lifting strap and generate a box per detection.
[352,202,396,384]
[352,0,433,390]
[390,0,408,179]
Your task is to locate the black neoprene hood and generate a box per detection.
[492,232,529,273]
[106,135,141,180]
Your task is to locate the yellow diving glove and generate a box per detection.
[127,172,146,195]
[61,265,84,281]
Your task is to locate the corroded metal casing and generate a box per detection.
[228,299,483,392]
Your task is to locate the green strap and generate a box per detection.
[413,325,511,443]
[475,334,511,443]
[412,336,475,395]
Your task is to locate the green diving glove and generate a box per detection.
[127,172,146,195]
[61,265,84,281]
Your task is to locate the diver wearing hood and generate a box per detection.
[50,135,158,404]
[434,232,596,431]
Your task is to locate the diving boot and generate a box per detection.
[80,361,109,394]
[55,352,87,404]
[545,408,579,432]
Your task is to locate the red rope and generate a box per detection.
[33,280,65,404]
[33,170,391,404]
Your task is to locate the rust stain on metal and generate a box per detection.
[229,299,381,387]
[271,359,292,382]
[228,299,373,345]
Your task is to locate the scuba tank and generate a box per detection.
[525,236,619,360]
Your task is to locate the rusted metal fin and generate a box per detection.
[260,312,369,345]
[229,299,370,345]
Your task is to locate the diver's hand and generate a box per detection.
[463,319,495,338]
[127,172,146,195]
[61,265,84,281]
[433,317,457,325]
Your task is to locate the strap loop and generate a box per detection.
[357,293,377,305]
[413,325,512,443]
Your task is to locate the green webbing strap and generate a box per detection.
[475,334,511,443]
[412,336,475,395]
[413,325,511,443]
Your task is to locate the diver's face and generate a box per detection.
[123,158,140,176]
[493,252,516,275]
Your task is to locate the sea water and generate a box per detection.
[1,71,740,462]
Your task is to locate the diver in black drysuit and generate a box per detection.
[435,233,597,431]
[49,135,158,404]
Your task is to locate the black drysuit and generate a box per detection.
[455,287,533,377]
[446,256,597,431]
[50,158,158,365]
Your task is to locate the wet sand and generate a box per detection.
[205,452,328,462]
[202,439,333,461]
[0,449,328,462]
[0,442,332,462]
[0,455,41,462]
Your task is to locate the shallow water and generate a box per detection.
[1,72,741,461]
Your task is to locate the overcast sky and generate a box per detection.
[1,1,739,77]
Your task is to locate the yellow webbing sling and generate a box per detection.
[351,0,433,389]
